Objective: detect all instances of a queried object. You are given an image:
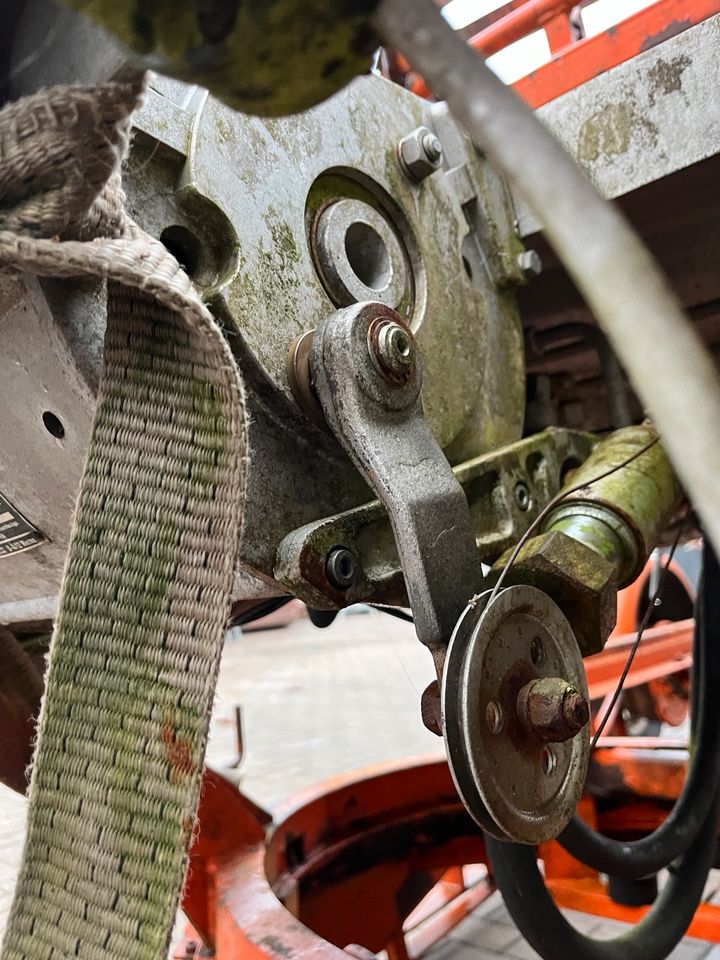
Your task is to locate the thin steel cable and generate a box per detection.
[487,435,660,607]
[590,513,688,749]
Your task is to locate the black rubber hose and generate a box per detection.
[558,542,720,879]
[485,791,719,960]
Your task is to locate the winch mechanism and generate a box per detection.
[1,2,719,959]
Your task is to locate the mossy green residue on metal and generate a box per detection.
[59,0,380,117]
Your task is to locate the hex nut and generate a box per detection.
[490,530,618,655]
[368,318,416,383]
[516,677,590,743]
[398,126,443,182]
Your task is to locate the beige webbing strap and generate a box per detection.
[0,80,247,959]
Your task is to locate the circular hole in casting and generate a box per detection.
[159,225,202,277]
[42,411,65,439]
[344,221,392,291]
[531,636,546,666]
[541,746,557,777]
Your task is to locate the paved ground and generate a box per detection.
[0,608,717,958]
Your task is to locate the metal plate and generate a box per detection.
[443,585,589,844]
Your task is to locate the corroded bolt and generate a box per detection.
[369,319,416,383]
[421,680,443,737]
[516,677,590,743]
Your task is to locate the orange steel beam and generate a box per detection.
[584,618,692,700]
[409,0,720,106]
[467,0,576,57]
[514,0,720,107]
[547,877,720,941]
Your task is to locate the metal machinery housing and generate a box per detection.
[2,2,720,959]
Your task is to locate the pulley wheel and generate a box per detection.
[442,585,589,843]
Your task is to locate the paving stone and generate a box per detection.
[667,941,714,960]
[482,902,514,927]
[561,909,606,935]
[505,936,542,960]
[587,918,633,940]
[426,937,518,960]
[449,913,522,952]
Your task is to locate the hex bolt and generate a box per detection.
[421,680,443,737]
[398,126,443,182]
[516,677,590,743]
[369,318,416,383]
[325,547,358,590]
[486,699,504,735]
[514,481,531,511]
[517,249,542,281]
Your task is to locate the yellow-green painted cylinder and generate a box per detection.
[543,424,679,587]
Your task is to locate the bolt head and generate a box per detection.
[325,546,357,589]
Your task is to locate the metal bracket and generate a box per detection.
[309,301,482,653]
[274,428,597,613]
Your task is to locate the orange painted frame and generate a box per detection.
[409,0,720,108]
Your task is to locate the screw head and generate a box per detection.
[325,547,358,589]
[369,319,416,383]
[514,481,531,511]
[486,699,504,735]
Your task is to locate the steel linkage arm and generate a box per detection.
[309,301,482,658]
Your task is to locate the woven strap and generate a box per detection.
[0,81,247,959]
